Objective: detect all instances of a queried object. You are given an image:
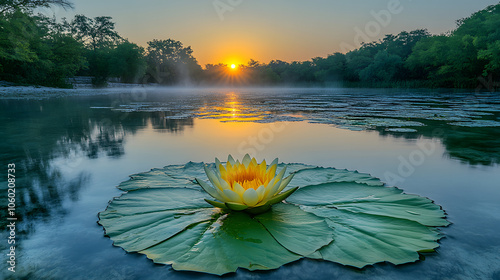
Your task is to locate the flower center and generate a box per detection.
[222,164,269,190]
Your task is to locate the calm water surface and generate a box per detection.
[0,88,499,280]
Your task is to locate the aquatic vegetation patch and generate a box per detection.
[386,128,419,133]
[109,90,500,133]
[99,156,449,275]
[448,120,500,127]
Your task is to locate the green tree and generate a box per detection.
[203,63,228,84]
[69,15,121,50]
[478,41,500,77]
[145,39,202,85]
[359,51,402,82]
[0,0,73,15]
[405,36,449,81]
[345,49,373,82]
[384,29,430,60]
[313,53,346,82]
[69,15,123,86]
[280,61,315,84]
[0,10,38,64]
[260,68,280,84]
[0,11,85,87]
[109,41,146,83]
[267,60,290,77]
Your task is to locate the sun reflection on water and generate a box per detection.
[195,92,269,122]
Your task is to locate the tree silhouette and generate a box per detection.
[0,0,73,15]
[145,39,202,84]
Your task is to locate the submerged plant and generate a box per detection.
[196,154,297,213]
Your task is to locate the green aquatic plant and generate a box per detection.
[99,156,449,275]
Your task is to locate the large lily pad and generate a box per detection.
[287,182,449,268]
[99,162,449,275]
[140,211,302,275]
[117,162,207,191]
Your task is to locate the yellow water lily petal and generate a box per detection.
[267,158,279,173]
[227,155,236,165]
[276,174,294,194]
[264,167,284,191]
[242,188,259,206]
[274,166,287,183]
[264,167,288,198]
[195,179,224,201]
[264,183,281,201]
[259,160,267,173]
[204,165,221,189]
[256,185,265,200]
[218,166,226,178]
[242,154,252,168]
[199,155,297,212]
[219,179,231,190]
[233,182,246,197]
[214,185,231,201]
[223,189,244,204]
[215,158,222,173]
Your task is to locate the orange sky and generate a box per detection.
[52,0,499,66]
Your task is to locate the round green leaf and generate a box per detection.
[255,203,334,256]
[99,174,335,275]
[98,188,215,252]
[288,182,449,227]
[287,182,449,268]
[286,167,384,190]
[99,161,449,275]
[118,162,208,191]
[316,210,442,268]
[140,212,302,275]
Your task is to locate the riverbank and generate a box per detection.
[0,85,109,99]
[0,82,146,99]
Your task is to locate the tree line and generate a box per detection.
[1,0,499,88]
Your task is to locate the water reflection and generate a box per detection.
[376,121,500,165]
[0,89,499,279]
[0,98,196,238]
[114,88,500,166]
[1,89,498,239]
[195,92,269,122]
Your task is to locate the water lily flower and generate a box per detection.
[196,154,298,213]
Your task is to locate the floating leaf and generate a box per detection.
[286,167,384,190]
[287,182,449,268]
[118,162,208,191]
[99,162,449,275]
[140,212,302,275]
[254,203,333,256]
[448,120,500,127]
[99,188,214,252]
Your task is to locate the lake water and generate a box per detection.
[1,88,499,280]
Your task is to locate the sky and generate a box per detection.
[45,0,500,66]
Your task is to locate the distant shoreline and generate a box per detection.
[0,85,119,99]
[1,82,497,100]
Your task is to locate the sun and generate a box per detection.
[230,64,237,69]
